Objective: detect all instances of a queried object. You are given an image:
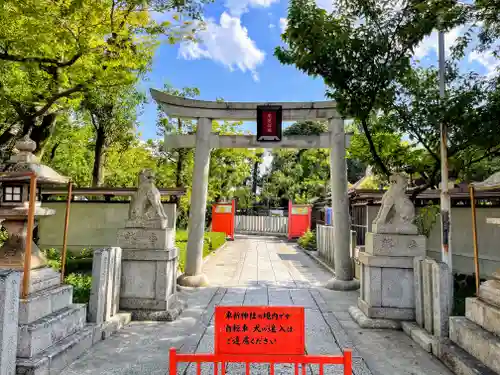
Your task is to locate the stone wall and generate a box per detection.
[38,202,176,252]
[364,205,500,277]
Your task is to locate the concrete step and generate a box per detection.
[23,267,61,295]
[439,339,498,375]
[17,304,86,358]
[466,297,500,337]
[19,285,73,324]
[16,324,96,375]
[449,316,500,374]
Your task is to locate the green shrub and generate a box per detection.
[298,230,317,250]
[42,248,93,275]
[415,205,440,238]
[64,273,92,304]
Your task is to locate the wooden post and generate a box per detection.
[469,185,480,295]
[60,181,73,282]
[22,174,37,299]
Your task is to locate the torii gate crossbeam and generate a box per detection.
[151,88,359,291]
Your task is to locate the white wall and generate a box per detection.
[38,202,176,252]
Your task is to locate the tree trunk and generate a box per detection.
[92,126,106,187]
[251,159,259,198]
[31,113,57,155]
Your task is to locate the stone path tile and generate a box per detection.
[59,235,453,375]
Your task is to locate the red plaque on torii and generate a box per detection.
[257,105,283,142]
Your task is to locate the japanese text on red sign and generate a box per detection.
[262,111,276,135]
[215,306,305,355]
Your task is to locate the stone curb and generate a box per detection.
[294,245,336,275]
[203,241,228,265]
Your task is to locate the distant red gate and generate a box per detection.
[288,201,312,240]
[169,305,352,374]
[212,200,235,240]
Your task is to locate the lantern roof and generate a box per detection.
[0,135,69,184]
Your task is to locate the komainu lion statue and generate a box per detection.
[126,169,168,229]
[372,173,418,235]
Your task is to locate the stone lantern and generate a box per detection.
[0,135,68,271]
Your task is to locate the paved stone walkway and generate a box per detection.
[61,235,453,375]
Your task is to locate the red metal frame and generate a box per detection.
[212,200,236,240]
[288,201,312,240]
[169,348,352,375]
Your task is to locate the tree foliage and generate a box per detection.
[0,0,209,155]
[276,0,465,176]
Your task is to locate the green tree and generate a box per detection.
[275,0,464,177]
[0,0,208,155]
[383,66,500,188]
[80,85,145,186]
[260,121,331,206]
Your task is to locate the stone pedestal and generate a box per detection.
[443,272,500,374]
[117,228,183,321]
[349,232,426,329]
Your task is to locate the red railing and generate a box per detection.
[169,348,352,375]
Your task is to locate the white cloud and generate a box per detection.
[178,12,265,82]
[469,49,500,77]
[413,27,463,60]
[225,0,279,16]
[279,18,287,33]
[315,0,335,12]
[269,23,276,29]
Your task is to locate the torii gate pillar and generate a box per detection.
[152,89,359,290]
[177,117,211,287]
[326,117,360,291]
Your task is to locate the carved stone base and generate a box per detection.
[358,234,425,322]
[119,248,179,316]
[365,232,426,257]
[126,295,187,322]
[117,228,175,250]
[125,218,167,230]
[372,223,418,235]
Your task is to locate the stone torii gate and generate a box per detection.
[151,89,359,291]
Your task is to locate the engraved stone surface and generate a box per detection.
[432,260,450,338]
[117,228,174,250]
[125,169,168,229]
[365,233,426,257]
[88,249,109,324]
[372,173,418,235]
[0,270,20,375]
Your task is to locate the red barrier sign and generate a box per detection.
[215,306,305,355]
[212,200,235,240]
[288,201,312,240]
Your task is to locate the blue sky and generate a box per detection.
[137,0,497,141]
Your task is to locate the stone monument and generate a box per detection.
[349,173,426,329]
[117,169,183,320]
[0,136,96,374]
